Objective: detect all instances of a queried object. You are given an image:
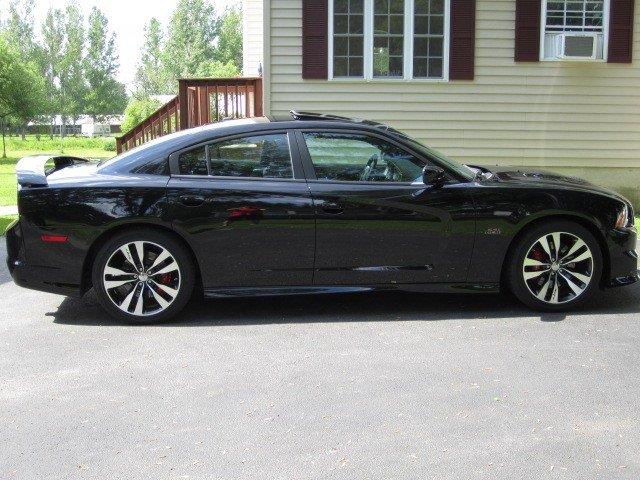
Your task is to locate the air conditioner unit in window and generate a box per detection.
[543,33,603,61]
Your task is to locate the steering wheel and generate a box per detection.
[383,161,401,181]
[360,154,379,181]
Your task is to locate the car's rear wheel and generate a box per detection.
[92,229,195,323]
[507,220,602,311]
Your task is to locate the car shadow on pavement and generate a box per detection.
[50,282,640,327]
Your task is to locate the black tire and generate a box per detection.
[91,229,195,324]
[507,220,603,311]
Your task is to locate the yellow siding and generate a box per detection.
[265,0,640,204]
[242,0,264,76]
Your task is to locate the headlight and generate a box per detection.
[615,204,632,229]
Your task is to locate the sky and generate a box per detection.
[2,0,236,90]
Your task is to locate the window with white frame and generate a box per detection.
[333,0,365,76]
[413,0,445,78]
[541,0,609,60]
[330,0,449,80]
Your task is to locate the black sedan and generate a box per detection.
[6,112,638,323]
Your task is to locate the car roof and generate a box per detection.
[99,112,407,174]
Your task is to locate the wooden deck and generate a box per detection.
[116,77,263,154]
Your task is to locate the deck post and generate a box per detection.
[254,78,264,117]
[178,79,189,130]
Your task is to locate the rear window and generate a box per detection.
[209,134,293,179]
[175,133,293,179]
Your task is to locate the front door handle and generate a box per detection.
[179,195,205,207]
[321,202,345,214]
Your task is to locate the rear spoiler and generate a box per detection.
[16,155,89,187]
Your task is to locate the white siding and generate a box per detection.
[243,0,264,76]
[265,0,640,204]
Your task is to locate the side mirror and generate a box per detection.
[422,165,446,186]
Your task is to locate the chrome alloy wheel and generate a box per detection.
[103,241,181,316]
[522,231,594,304]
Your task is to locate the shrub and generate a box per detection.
[103,137,116,151]
[121,98,162,134]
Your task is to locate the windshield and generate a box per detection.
[390,130,477,181]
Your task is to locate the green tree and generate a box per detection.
[121,97,162,133]
[134,18,171,97]
[216,7,242,71]
[0,36,45,157]
[41,7,65,138]
[162,0,219,83]
[4,0,37,59]
[84,7,127,120]
[61,3,86,124]
[4,0,45,138]
[194,60,238,78]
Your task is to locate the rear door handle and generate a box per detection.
[179,195,205,207]
[321,202,345,214]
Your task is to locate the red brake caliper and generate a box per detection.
[530,248,545,272]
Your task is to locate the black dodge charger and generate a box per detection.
[6,112,638,323]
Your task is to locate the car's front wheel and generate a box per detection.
[92,229,195,323]
[508,220,602,311]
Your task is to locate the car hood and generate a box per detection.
[471,165,629,203]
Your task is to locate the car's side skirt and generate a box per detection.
[203,283,501,298]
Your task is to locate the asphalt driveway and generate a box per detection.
[1,241,640,479]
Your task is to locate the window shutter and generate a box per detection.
[514,0,541,61]
[449,0,476,80]
[608,0,635,63]
[302,0,328,79]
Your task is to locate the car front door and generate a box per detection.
[295,129,476,286]
[166,130,315,288]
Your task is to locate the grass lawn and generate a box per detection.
[0,135,116,207]
[0,214,17,234]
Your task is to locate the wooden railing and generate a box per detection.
[116,96,181,153]
[116,77,263,154]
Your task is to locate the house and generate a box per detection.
[28,115,123,136]
[78,115,124,137]
[243,0,640,205]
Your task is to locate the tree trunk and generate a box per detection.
[21,124,26,141]
[1,118,6,159]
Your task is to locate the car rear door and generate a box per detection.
[294,128,476,286]
[166,129,315,288]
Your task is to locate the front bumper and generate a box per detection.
[5,219,81,297]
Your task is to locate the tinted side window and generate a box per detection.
[209,134,293,179]
[178,146,207,175]
[303,132,425,182]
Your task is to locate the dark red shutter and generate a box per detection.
[514,0,541,61]
[608,0,635,63]
[302,0,328,79]
[449,0,476,79]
